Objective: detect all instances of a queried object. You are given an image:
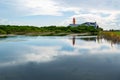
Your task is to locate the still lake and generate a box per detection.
[0,35,120,80]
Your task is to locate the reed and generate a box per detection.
[101,31,120,44]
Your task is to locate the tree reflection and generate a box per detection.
[71,35,120,47]
[72,36,97,46]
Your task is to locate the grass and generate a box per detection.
[100,31,120,44]
[114,31,120,35]
[101,31,120,36]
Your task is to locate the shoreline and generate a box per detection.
[0,32,96,37]
[101,31,120,44]
[0,34,17,37]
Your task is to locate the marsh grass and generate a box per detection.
[101,31,120,44]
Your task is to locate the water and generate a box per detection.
[0,35,120,80]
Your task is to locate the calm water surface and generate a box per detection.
[0,36,120,80]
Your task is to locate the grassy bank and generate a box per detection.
[113,31,120,35]
[102,31,120,37]
[101,31,120,44]
[0,25,103,36]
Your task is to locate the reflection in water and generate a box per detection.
[96,35,114,46]
[0,36,120,80]
[71,35,118,48]
[72,36,98,46]
[96,35,102,44]
[81,37,96,41]
[72,36,75,46]
[100,34,120,45]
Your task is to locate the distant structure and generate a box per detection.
[73,18,76,25]
[81,22,99,29]
[68,18,99,28]
[72,36,76,46]
[68,18,80,27]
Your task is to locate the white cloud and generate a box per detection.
[62,9,120,30]
[7,0,78,16]
[1,0,120,29]
[59,0,120,29]
[0,0,80,16]
[16,0,62,16]
[62,0,120,11]
[1,36,120,67]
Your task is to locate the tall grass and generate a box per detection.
[101,31,120,44]
[114,32,120,35]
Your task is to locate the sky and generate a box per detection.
[0,0,120,30]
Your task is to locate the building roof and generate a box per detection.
[82,22,99,28]
[68,18,99,29]
[68,24,80,27]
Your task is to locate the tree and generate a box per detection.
[0,29,6,34]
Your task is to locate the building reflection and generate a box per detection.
[72,36,75,46]
[72,36,97,46]
[71,35,120,47]
[81,37,96,42]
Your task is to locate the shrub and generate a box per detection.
[0,29,6,34]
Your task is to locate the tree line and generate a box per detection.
[0,25,103,35]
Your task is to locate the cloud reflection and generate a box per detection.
[0,36,120,67]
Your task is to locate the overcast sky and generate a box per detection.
[0,0,120,29]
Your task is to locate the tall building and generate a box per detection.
[73,17,76,25]
[68,18,80,27]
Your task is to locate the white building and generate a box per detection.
[68,18,99,29]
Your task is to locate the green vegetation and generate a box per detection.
[101,31,120,44]
[0,25,103,36]
[114,31,120,35]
